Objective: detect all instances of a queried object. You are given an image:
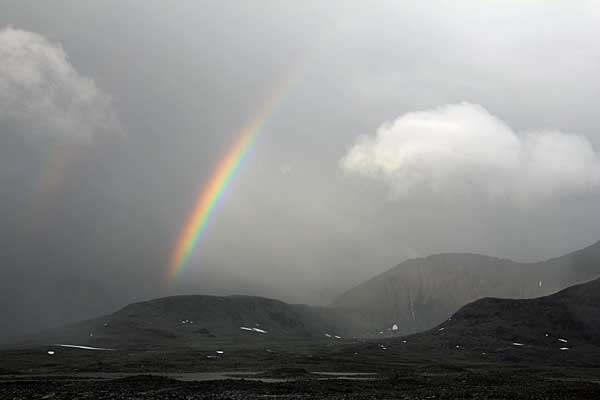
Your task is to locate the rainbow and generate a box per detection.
[28,140,81,226]
[167,72,298,281]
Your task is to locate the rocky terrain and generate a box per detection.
[335,241,600,335]
[391,276,600,364]
[3,369,600,399]
[340,276,600,368]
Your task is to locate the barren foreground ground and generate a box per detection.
[2,342,600,399]
[3,368,600,399]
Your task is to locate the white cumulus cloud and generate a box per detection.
[341,103,600,205]
[0,26,121,143]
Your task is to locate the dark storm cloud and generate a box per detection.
[0,1,599,340]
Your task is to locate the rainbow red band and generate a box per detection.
[167,71,298,281]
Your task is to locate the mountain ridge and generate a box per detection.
[26,293,359,349]
[19,241,600,348]
[334,241,600,335]
[390,276,600,364]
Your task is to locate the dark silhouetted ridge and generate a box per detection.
[28,294,359,348]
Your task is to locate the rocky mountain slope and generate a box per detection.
[394,276,600,364]
[334,241,600,335]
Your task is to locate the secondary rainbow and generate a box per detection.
[168,72,297,281]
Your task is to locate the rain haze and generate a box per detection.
[1,1,600,341]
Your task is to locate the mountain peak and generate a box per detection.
[335,242,600,336]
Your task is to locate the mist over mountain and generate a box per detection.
[15,240,600,350]
[335,241,600,335]
[0,277,115,344]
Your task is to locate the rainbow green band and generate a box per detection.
[168,71,298,281]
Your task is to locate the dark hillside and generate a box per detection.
[335,241,600,335]
[29,295,358,348]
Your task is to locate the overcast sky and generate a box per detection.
[1,1,599,339]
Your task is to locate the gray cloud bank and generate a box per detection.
[342,103,600,205]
